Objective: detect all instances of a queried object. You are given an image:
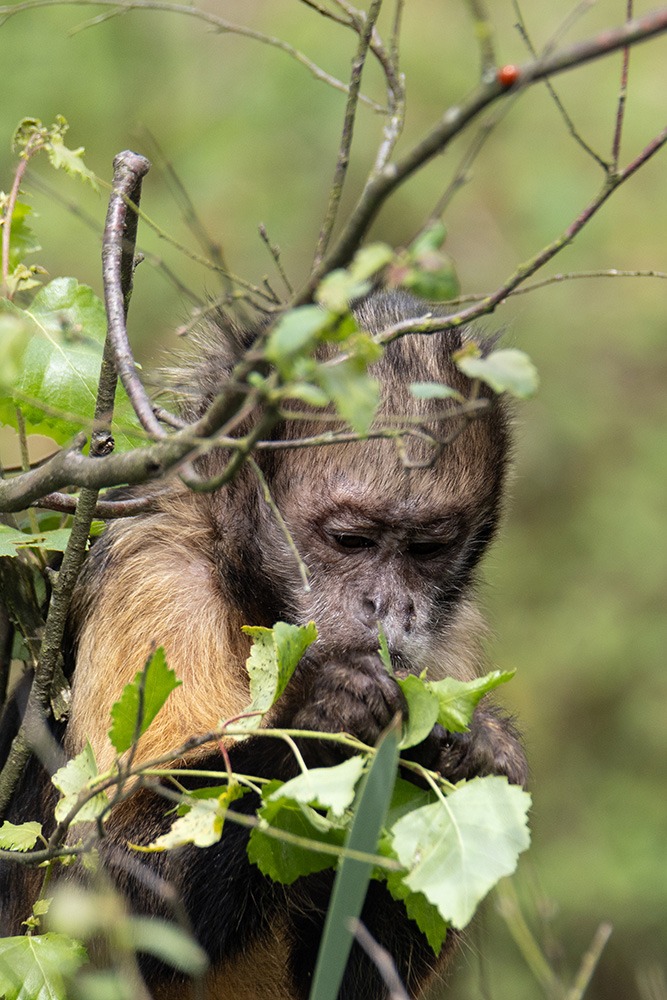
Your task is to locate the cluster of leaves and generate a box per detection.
[0,624,530,999]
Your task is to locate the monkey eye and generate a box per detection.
[333,533,376,550]
[407,539,448,558]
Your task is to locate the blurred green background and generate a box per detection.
[1,1,665,997]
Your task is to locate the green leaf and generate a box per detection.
[0,527,73,555]
[454,346,539,399]
[270,756,366,817]
[377,625,392,675]
[316,244,393,315]
[390,776,531,929]
[385,870,448,954]
[397,674,440,749]
[409,381,463,402]
[265,306,334,372]
[316,357,380,435]
[401,257,459,302]
[429,670,515,733]
[287,382,330,407]
[408,222,447,257]
[47,135,98,190]
[108,647,181,755]
[238,621,317,730]
[348,243,393,282]
[146,785,246,851]
[0,278,142,446]
[0,820,42,852]
[248,782,343,883]
[127,917,208,975]
[316,270,370,315]
[309,722,400,1000]
[52,741,107,825]
[0,932,87,1000]
[2,199,41,271]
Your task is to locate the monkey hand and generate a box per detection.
[270,652,405,767]
[405,706,527,787]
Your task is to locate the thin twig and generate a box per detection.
[313,0,383,267]
[258,224,293,297]
[465,0,497,76]
[350,919,411,1000]
[248,457,311,593]
[512,1,608,169]
[612,0,634,169]
[0,0,384,111]
[565,923,613,1000]
[1,152,30,289]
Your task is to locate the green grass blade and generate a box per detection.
[309,721,400,1000]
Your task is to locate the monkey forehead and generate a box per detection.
[274,427,504,518]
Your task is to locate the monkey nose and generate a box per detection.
[361,596,416,634]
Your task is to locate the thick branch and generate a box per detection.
[101,151,163,437]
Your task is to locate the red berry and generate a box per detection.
[497,64,520,87]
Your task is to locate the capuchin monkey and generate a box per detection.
[0,291,526,999]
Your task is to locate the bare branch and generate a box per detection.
[31,491,157,518]
[296,6,667,300]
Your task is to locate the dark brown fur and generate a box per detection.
[0,292,526,999]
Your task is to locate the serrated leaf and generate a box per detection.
[238,621,317,730]
[385,869,448,954]
[455,347,539,399]
[409,381,463,402]
[0,932,87,1000]
[128,917,208,974]
[108,647,181,755]
[390,776,531,928]
[52,741,107,825]
[397,674,440,749]
[248,783,343,883]
[47,135,98,191]
[429,670,515,733]
[147,785,245,850]
[270,756,366,817]
[0,820,42,852]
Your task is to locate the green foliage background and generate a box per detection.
[1,2,665,997]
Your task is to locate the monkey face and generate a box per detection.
[260,424,506,678]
